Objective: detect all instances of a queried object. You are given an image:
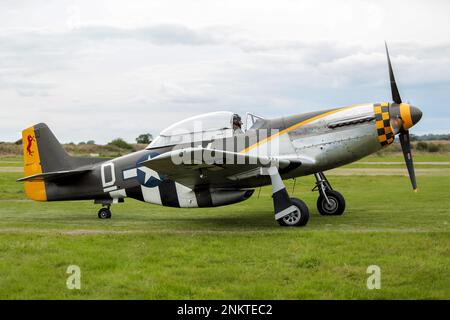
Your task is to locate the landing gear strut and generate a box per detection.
[267,166,309,227]
[313,172,345,216]
[98,205,112,219]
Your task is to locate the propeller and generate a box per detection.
[399,131,417,190]
[385,42,402,104]
[385,42,422,191]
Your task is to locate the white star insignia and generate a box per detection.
[138,166,160,184]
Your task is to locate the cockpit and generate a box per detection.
[147,111,264,149]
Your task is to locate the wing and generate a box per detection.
[139,147,301,188]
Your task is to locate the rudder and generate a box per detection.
[22,123,72,201]
[22,124,46,200]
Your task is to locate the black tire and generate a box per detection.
[317,190,345,216]
[98,208,112,219]
[278,198,310,227]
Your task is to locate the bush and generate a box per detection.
[108,138,133,150]
[415,141,441,152]
[416,141,428,151]
[428,143,440,153]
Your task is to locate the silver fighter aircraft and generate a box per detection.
[18,44,422,227]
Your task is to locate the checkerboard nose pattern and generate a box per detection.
[374,103,394,147]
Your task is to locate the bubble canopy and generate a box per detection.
[148,111,235,148]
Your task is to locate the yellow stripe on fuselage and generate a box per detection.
[239,105,361,154]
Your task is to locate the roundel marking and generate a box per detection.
[136,152,164,188]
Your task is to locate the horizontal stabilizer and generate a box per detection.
[17,169,91,182]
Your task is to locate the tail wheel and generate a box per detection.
[98,208,112,219]
[278,198,310,227]
[317,190,345,216]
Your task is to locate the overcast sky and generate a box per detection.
[1,0,449,143]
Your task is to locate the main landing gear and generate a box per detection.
[268,168,346,227]
[277,197,310,226]
[267,167,310,227]
[313,172,346,216]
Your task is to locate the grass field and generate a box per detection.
[0,158,449,299]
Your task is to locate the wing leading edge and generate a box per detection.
[139,147,301,187]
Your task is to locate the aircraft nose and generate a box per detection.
[410,105,422,126]
[398,103,422,130]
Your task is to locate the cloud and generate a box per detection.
[0,23,219,52]
[0,7,449,143]
[79,24,219,45]
[0,23,221,101]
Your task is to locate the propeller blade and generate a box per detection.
[385,42,402,104]
[399,130,417,191]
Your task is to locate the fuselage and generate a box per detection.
[41,102,409,208]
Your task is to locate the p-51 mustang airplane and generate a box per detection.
[18,44,422,227]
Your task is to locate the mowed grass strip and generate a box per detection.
[0,172,449,299]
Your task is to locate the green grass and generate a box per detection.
[0,156,22,167]
[0,156,23,162]
[0,171,449,299]
[348,153,450,168]
[344,163,450,169]
[363,153,450,162]
[0,163,22,167]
